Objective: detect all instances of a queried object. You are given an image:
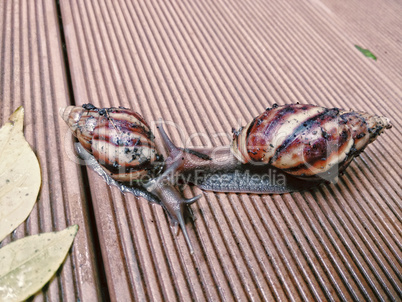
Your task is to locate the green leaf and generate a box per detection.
[0,225,78,302]
[0,107,41,242]
[355,45,377,61]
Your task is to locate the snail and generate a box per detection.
[62,103,165,182]
[61,104,200,253]
[156,103,391,191]
[231,103,391,181]
[61,103,392,253]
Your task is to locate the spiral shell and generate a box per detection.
[62,104,163,183]
[231,104,391,181]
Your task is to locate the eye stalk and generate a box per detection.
[143,176,201,254]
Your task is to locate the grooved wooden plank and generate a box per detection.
[60,0,402,301]
[0,0,103,301]
[313,0,402,87]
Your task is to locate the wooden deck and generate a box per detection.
[1,0,401,301]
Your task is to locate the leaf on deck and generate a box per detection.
[355,45,377,61]
[0,107,41,242]
[0,225,78,302]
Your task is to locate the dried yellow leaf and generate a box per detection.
[0,107,41,242]
[0,225,78,302]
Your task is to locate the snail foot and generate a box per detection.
[75,142,161,204]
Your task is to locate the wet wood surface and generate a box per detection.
[1,0,401,301]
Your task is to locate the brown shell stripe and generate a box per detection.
[108,110,151,130]
[97,158,156,176]
[274,109,352,173]
[92,128,155,162]
[245,105,325,163]
[113,109,149,126]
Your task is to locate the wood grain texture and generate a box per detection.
[0,1,103,301]
[54,0,400,301]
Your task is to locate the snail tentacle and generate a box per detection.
[143,177,201,254]
[157,121,241,175]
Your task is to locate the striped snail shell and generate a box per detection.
[61,104,164,183]
[231,104,391,181]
